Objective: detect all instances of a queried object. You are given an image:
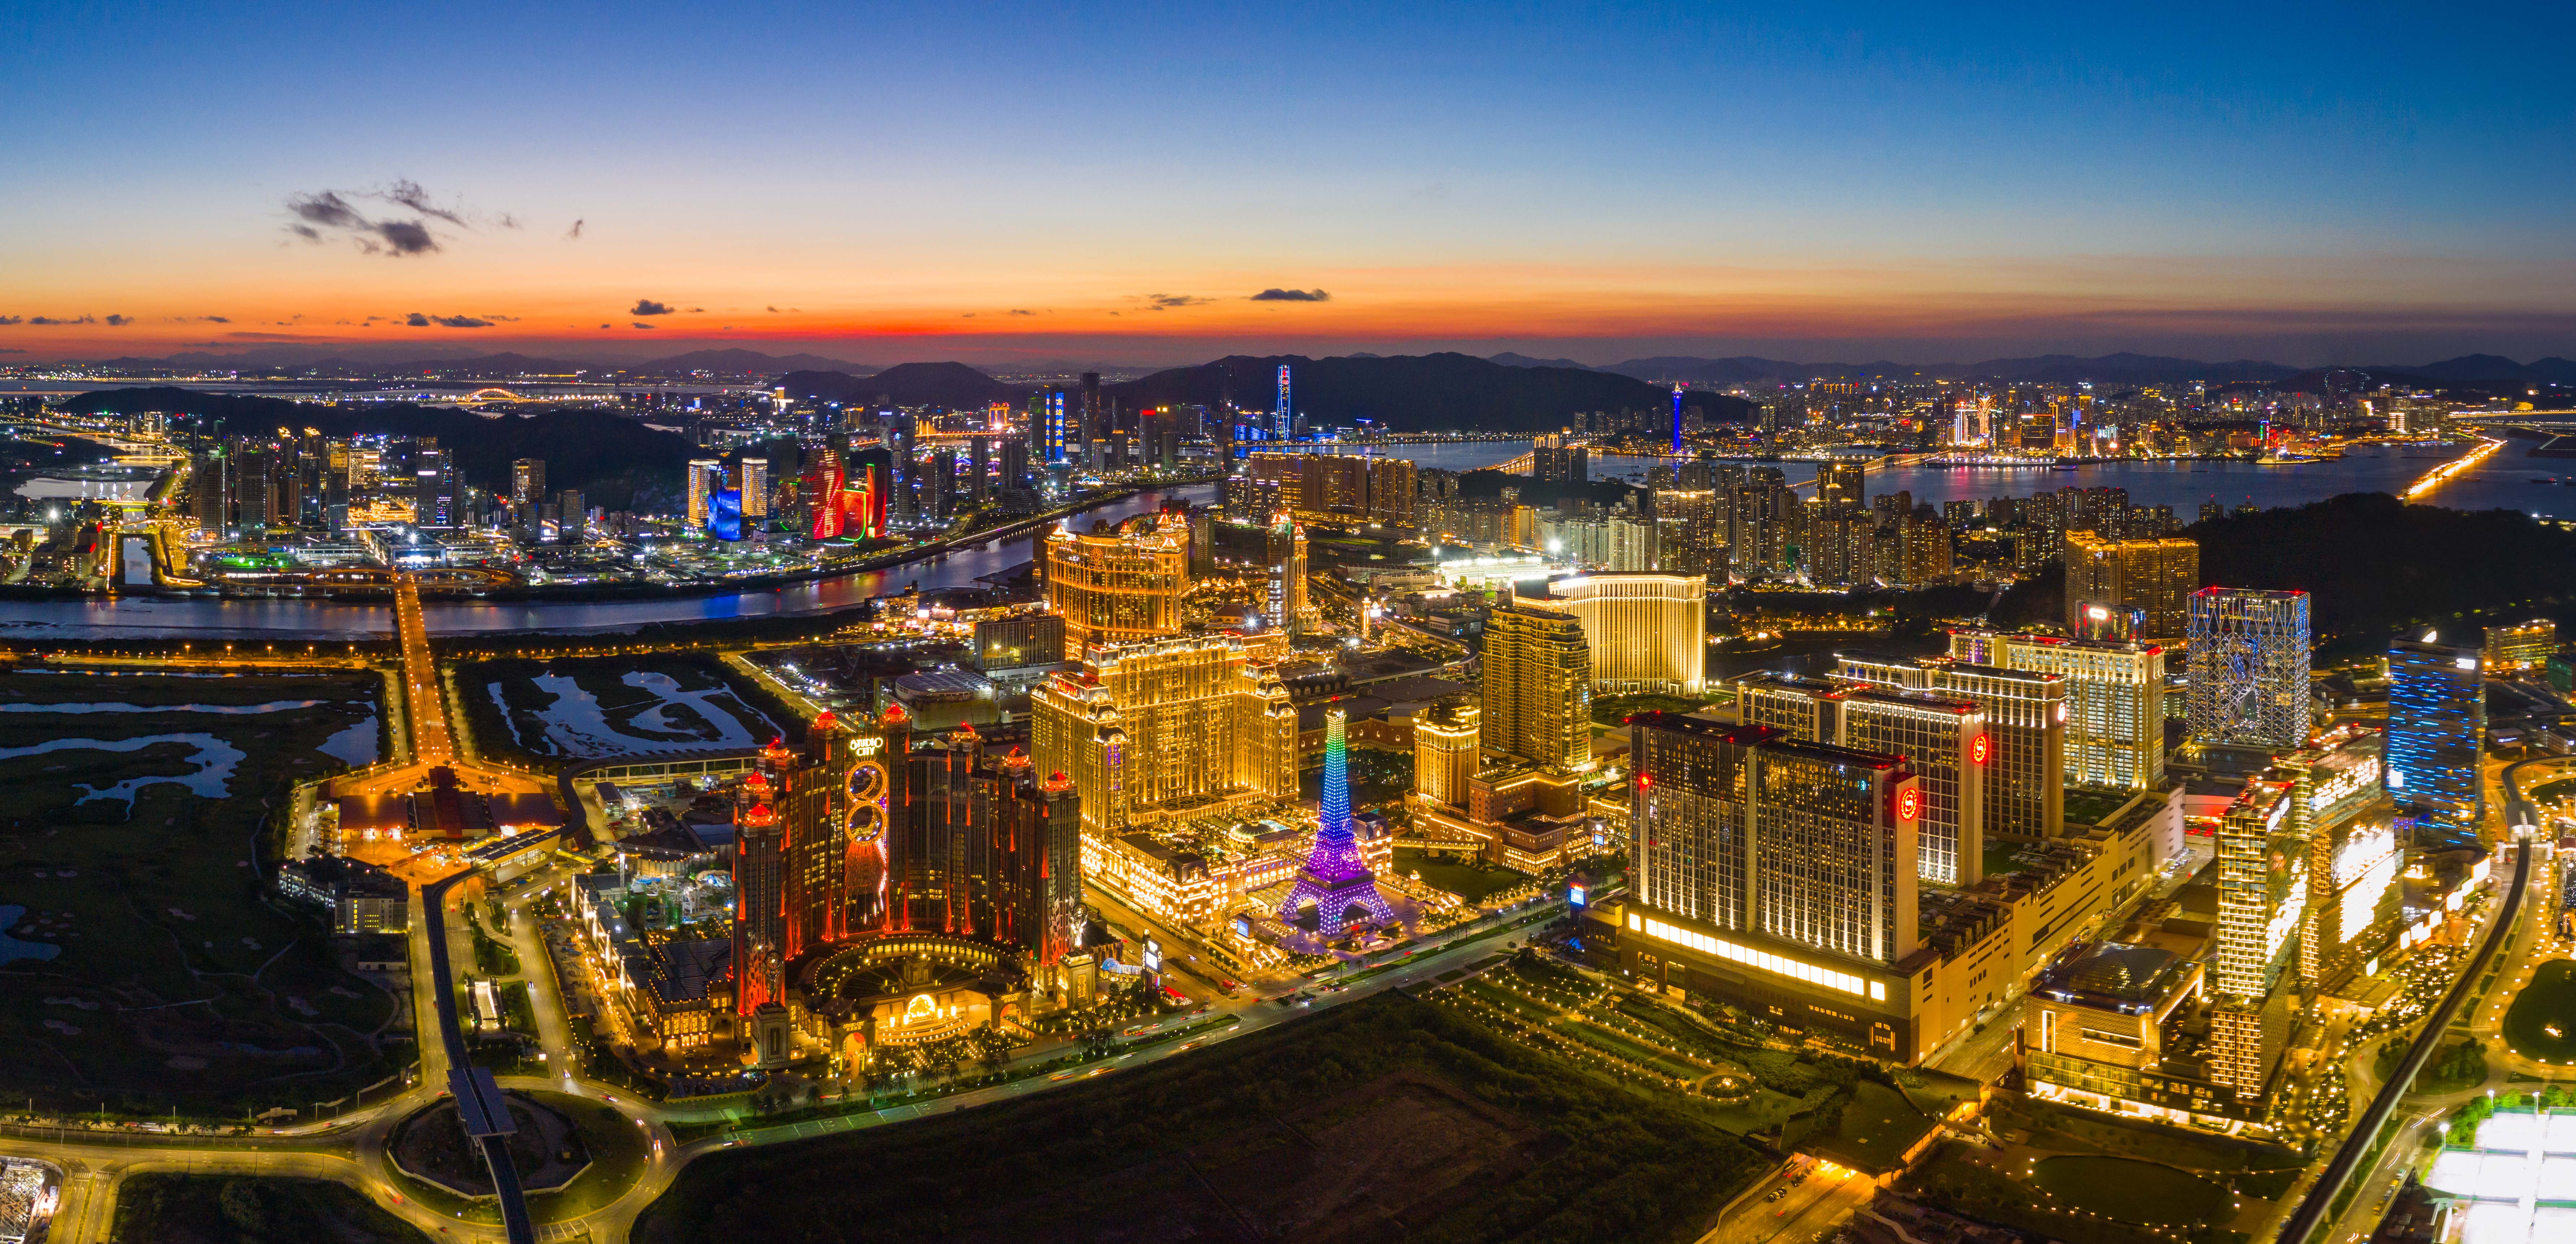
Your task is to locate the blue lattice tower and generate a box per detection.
[1276,708,1393,936]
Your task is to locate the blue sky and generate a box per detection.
[4,1,2571,364]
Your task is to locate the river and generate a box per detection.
[0,439,2538,639]
[0,484,1218,639]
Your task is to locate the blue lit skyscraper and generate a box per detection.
[1044,390,1068,465]
[1273,365,1293,442]
[1670,384,1686,453]
[2385,638,2485,842]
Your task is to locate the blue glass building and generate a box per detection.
[2384,639,2485,843]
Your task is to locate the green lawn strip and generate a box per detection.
[634,992,1768,1244]
[1547,1016,1703,1080]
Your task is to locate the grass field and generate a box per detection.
[634,991,1767,1244]
[110,1173,429,1244]
[0,670,398,1116]
[2029,1155,2232,1225]
[2503,959,2576,1062]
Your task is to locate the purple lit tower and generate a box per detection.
[1277,707,1394,936]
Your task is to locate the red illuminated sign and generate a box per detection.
[1896,786,1922,822]
[1970,734,1991,765]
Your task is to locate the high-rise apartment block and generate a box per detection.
[1029,634,1299,837]
[2384,639,2485,842]
[1480,604,1594,771]
[1532,574,1705,694]
[1044,514,1191,658]
[1243,451,1415,528]
[2064,532,2198,639]
[686,458,722,530]
[2185,588,2311,755]
[1838,653,2065,841]
[1952,630,2165,789]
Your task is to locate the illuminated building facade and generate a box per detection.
[1261,513,1308,631]
[2063,532,2198,639]
[1839,653,2065,841]
[2385,639,2485,843]
[885,727,1084,962]
[2483,618,2554,674]
[687,458,721,530]
[1411,696,1480,811]
[1952,630,2165,790]
[2278,728,2400,987]
[1536,574,1705,694]
[1044,514,1191,657]
[1029,633,1300,837]
[2186,588,2311,755]
[739,457,769,521]
[1735,673,1984,886]
[1276,709,1396,936]
[1243,451,1417,528]
[2209,777,2296,1100]
[1481,604,1593,772]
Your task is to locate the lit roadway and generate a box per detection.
[395,573,455,763]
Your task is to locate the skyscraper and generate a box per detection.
[1274,364,1293,442]
[2185,588,2312,755]
[1838,654,2065,841]
[1259,513,1307,631]
[2063,533,2199,640]
[1734,674,1984,886]
[1952,630,2166,790]
[738,458,769,521]
[1534,574,1705,694]
[1043,514,1191,657]
[1276,708,1395,936]
[1815,461,1865,513]
[1412,697,1480,811]
[2208,776,2295,1100]
[1627,713,1918,971]
[2384,639,2485,842]
[510,458,546,509]
[1029,633,1300,837]
[686,458,723,530]
[1243,452,1416,528]
[1481,604,1593,771]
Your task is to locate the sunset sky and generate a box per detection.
[6,1,2573,367]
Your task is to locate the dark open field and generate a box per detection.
[0,670,398,1116]
[634,990,1766,1244]
[461,654,785,765]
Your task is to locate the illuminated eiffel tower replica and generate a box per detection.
[1277,706,1394,937]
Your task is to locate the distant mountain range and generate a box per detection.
[779,362,1023,409]
[1487,350,2576,389]
[1100,353,1751,431]
[40,346,2576,411]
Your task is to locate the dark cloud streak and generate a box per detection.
[1250,288,1331,302]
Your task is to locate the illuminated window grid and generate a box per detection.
[1629,912,1886,1001]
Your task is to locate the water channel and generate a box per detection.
[0,437,2539,639]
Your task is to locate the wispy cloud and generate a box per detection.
[102,314,131,326]
[565,219,585,240]
[1250,288,1331,302]
[632,299,676,316]
[1142,294,1210,310]
[25,315,94,326]
[632,321,657,330]
[404,312,493,328]
[282,179,521,257]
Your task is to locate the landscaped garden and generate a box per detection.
[2501,958,2576,1064]
[1393,847,1529,904]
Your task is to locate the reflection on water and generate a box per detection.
[0,734,246,807]
[0,483,1220,638]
